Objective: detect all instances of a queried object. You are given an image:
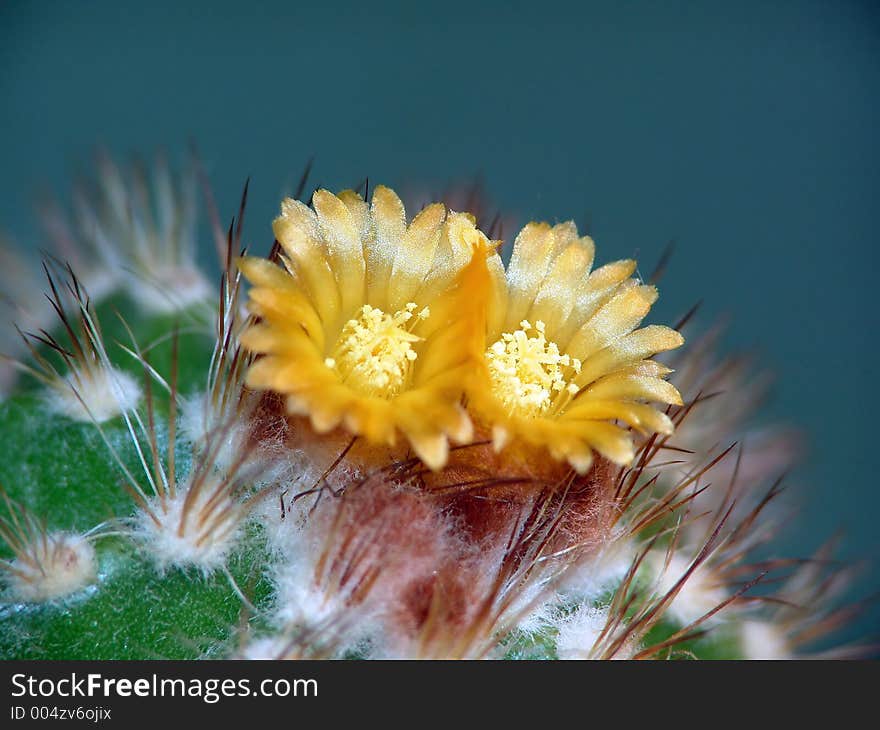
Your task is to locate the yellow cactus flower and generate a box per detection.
[468,221,684,473]
[238,186,491,470]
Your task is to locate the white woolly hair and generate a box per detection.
[558,535,635,603]
[505,577,559,639]
[178,391,247,470]
[270,525,351,628]
[649,551,728,628]
[555,605,613,660]
[237,636,292,660]
[49,365,141,423]
[64,154,214,316]
[261,472,491,659]
[264,503,386,658]
[740,619,792,660]
[5,532,97,603]
[179,391,303,489]
[128,263,214,315]
[136,476,245,575]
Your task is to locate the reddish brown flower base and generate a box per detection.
[249,392,620,656]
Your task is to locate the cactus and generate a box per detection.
[0,157,863,660]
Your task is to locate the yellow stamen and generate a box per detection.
[328,302,430,398]
[485,320,581,418]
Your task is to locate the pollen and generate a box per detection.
[485,320,581,419]
[328,303,430,398]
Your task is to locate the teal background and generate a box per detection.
[1,0,878,645]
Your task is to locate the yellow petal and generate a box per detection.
[367,185,407,309]
[567,449,595,475]
[529,238,596,339]
[492,424,511,451]
[548,220,580,249]
[247,356,334,392]
[504,222,557,329]
[388,202,445,310]
[313,189,365,317]
[419,212,490,303]
[245,289,324,349]
[555,259,637,348]
[309,403,343,434]
[237,255,296,290]
[581,373,683,406]
[338,189,370,241]
[239,322,321,358]
[272,218,340,328]
[344,396,396,444]
[563,399,675,435]
[280,197,319,238]
[566,284,659,361]
[577,326,684,386]
[613,359,674,379]
[572,421,635,464]
[239,185,495,471]
[411,432,449,471]
[485,252,509,341]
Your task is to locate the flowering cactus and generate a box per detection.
[0,157,862,660]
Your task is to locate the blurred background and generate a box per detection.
[1,0,877,645]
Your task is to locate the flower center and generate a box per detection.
[326,302,430,398]
[485,320,581,418]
